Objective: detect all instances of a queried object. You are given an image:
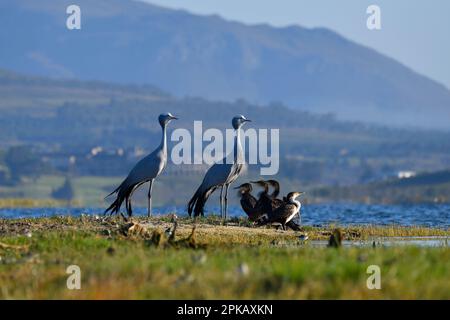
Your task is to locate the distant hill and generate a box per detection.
[312,169,450,204]
[1,67,450,158]
[1,0,450,129]
[2,68,450,189]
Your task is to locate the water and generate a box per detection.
[1,204,449,228]
[303,237,449,248]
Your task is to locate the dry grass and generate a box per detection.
[0,216,449,299]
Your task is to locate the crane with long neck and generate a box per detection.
[188,115,251,220]
[105,113,178,218]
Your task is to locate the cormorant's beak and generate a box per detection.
[170,116,179,120]
[244,119,252,122]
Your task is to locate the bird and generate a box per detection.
[166,214,199,249]
[235,183,259,221]
[298,233,309,242]
[252,180,302,231]
[165,214,178,238]
[188,115,251,220]
[251,180,274,216]
[257,191,304,230]
[105,113,178,219]
[266,179,281,199]
[167,215,178,244]
[266,179,303,230]
[328,228,343,248]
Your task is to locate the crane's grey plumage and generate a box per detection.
[105,113,178,218]
[188,115,251,220]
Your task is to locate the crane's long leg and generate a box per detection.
[147,180,154,217]
[126,197,133,217]
[219,185,224,219]
[224,183,230,221]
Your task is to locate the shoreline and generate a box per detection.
[1,216,449,299]
[1,215,449,240]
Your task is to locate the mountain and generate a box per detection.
[1,0,450,129]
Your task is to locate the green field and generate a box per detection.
[0,175,122,207]
[0,216,449,299]
[0,174,297,207]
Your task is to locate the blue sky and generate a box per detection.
[143,0,450,89]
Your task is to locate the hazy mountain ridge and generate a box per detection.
[0,0,449,129]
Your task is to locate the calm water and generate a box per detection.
[0,204,449,228]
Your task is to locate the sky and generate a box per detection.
[143,0,450,89]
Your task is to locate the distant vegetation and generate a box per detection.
[1,69,450,205]
[51,177,75,205]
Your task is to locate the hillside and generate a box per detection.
[1,69,450,203]
[1,68,449,151]
[1,0,450,128]
[313,170,450,204]
[1,67,450,180]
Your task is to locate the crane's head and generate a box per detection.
[234,183,253,194]
[232,115,251,130]
[159,112,178,127]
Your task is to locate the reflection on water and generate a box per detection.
[0,204,449,228]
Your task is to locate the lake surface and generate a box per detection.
[1,204,449,228]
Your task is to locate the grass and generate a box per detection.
[0,216,449,299]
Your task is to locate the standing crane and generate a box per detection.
[105,113,178,218]
[188,115,251,220]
